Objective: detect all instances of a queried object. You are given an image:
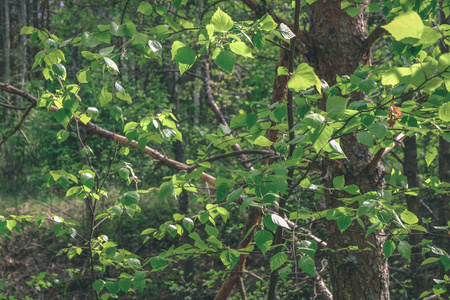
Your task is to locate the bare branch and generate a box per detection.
[0,103,35,146]
[0,101,28,110]
[367,133,406,173]
[0,82,217,187]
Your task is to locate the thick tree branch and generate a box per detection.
[363,20,386,54]
[0,82,217,187]
[367,133,406,173]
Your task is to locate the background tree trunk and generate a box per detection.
[20,0,27,90]
[403,136,428,297]
[4,0,10,83]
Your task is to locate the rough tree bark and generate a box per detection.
[308,1,390,299]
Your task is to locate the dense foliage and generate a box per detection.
[1,0,450,299]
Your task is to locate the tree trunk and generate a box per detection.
[403,136,428,297]
[308,1,390,299]
[19,0,27,90]
[4,0,10,82]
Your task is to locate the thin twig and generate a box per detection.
[0,103,35,146]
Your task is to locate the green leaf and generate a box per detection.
[122,191,140,205]
[210,8,233,32]
[207,235,223,248]
[425,146,438,167]
[278,266,292,280]
[220,249,240,269]
[258,14,277,31]
[303,113,325,128]
[326,96,349,120]
[20,26,35,34]
[346,7,360,17]
[356,131,373,147]
[55,108,72,129]
[421,257,440,265]
[344,184,360,195]
[398,240,412,260]
[99,46,114,56]
[118,168,130,180]
[400,210,418,225]
[205,224,219,237]
[226,186,243,205]
[80,172,95,189]
[365,222,380,237]
[137,2,153,15]
[148,40,162,58]
[311,125,333,152]
[368,123,388,140]
[216,183,229,202]
[175,46,196,65]
[254,230,273,254]
[271,214,290,229]
[82,32,102,47]
[119,278,132,292]
[216,51,235,74]
[104,57,119,73]
[150,256,168,270]
[333,175,345,190]
[337,216,352,232]
[298,256,315,276]
[86,107,99,121]
[279,23,295,40]
[182,217,194,232]
[52,63,66,78]
[440,254,450,271]
[273,107,286,122]
[159,184,174,199]
[77,68,91,83]
[99,85,112,106]
[288,63,321,93]
[172,42,196,75]
[439,102,450,122]
[365,3,379,12]
[229,42,253,58]
[56,130,69,143]
[6,219,17,231]
[92,280,105,292]
[382,11,424,43]
[383,240,395,259]
[358,200,377,216]
[358,79,377,94]
[131,33,149,46]
[253,136,273,147]
[270,252,287,272]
